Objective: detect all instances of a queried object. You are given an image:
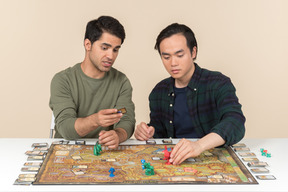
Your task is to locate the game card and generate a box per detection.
[162,139,172,144]
[247,162,268,167]
[21,167,40,172]
[232,143,246,148]
[238,152,256,157]
[33,147,49,151]
[256,175,276,180]
[24,162,42,167]
[25,151,45,156]
[71,155,82,160]
[117,107,127,114]
[242,157,259,162]
[75,140,86,145]
[31,143,49,148]
[27,155,45,161]
[251,168,269,173]
[18,174,37,178]
[234,147,250,152]
[14,179,33,185]
[146,140,156,145]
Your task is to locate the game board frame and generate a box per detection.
[34,144,258,185]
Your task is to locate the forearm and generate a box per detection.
[75,114,98,137]
[195,132,225,152]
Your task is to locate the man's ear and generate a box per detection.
[84,39,92,51]
[192,46,197,60]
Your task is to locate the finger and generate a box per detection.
[135,123,150,140]
[171,145,191,165]
[170,139,185,158]
[101,108,118,115]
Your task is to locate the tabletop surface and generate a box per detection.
[0,138,286,192]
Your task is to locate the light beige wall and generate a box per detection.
[1,0,287,138]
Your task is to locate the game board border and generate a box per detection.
[34,144,258,185]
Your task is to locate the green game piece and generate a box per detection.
[261,152,266,156]
[260,148,264,152]
[94,142,102,156]
[267,153,271,158]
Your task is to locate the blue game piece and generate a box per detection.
[109,167,115,177]
[141,159,146,164]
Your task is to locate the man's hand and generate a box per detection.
[134,122,155,141]
[169,139,204,165]
[75,109,123,137]
[94,109,122,127]
[169,133,225,165]
[98,128,128,149]
[98,130,120,149]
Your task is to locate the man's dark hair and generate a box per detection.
[155,23,198,59]
[84,16,125,45]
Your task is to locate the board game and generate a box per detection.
[34,144,258,185]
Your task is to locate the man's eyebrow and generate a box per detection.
[161,52,170,56]
[102,43,112,47]
[175,49,184,54]
[161,49,184,56]
[102,43,121,49]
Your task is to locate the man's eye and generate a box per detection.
[113,48,119,53]
[163,56,170,60]
[101,46,108,50]
[177,54,184,58]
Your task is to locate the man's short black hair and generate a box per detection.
[155,23,198,60]
[84,16,125,45]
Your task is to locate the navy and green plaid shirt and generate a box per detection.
[148,63,245,146]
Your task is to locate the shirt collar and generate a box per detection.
[168,63,202,95]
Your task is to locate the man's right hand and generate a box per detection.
[134,122,154,141]
[75,109,122,137]
[93,109,122,127]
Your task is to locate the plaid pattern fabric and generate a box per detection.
[148,63,245,146]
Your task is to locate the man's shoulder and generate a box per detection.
[53,63,80,80]
[199,66,230,82]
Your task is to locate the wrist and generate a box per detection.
[115,128,127,143]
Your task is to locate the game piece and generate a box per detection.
[141,159,146,164]
[145,164,155,176]
[109,167,115,177]
[163,145,173,165]
[117,107,127,114]
[152,157,161,160]
[266,153,271,158]
[256,175,276,180]
[94,141,102,156]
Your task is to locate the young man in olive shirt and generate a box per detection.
[50,16,135,149]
